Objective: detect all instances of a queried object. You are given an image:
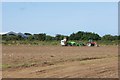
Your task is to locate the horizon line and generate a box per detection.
[0,31,119,37]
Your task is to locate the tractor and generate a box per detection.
[86,39,98,47]
[60,38,98,47]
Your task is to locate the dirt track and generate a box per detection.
[2,45,118,78]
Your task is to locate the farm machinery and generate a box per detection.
[67,41,85,46]
[86,41,98,47]
[60,37,98,47]
[86,39,98,47]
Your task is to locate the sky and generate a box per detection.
[1,0,119,2]
[2,2,118,36]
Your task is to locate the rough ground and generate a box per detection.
[2,45,118,78]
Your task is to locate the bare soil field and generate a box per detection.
[2,45,118,78]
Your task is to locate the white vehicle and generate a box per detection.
[60,37,67,46]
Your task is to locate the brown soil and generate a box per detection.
[2,45,118,78]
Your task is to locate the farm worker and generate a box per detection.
[61,37,67,46]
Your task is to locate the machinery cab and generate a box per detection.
[60,37,68,46]
[87,39,98,47]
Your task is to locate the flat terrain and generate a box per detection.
[2,45,118,78]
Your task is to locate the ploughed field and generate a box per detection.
[2,45,118,78]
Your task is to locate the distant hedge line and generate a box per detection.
[1,31,119,41]
[1,40,119,46]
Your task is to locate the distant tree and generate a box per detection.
[28,35,34,41]
[17,35,24,40]
[118,35,120,40]
[45,35,53,41]
[24,33,32,35]
[69,31,101,40]
[34,33,46,41]
[102,34,115,41]
[112,35,118,40]
[55,34,65,41]
[69,33,76,40]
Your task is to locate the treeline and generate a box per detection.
[2,31,119,41]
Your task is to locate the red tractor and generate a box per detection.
[87,39,99,47]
